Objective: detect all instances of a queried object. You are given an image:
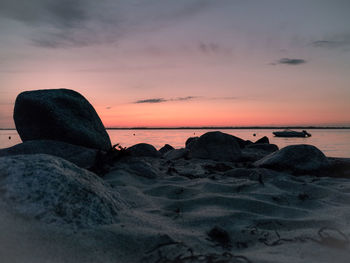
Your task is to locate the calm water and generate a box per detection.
[1,129,350,158]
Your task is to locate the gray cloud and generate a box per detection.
[0,0,220,48]
[0,0,87,28]
[197,42,233,55]
[199,42,219,53]
[135,98,167,104]
[174,96,198,101]
[275,58,307,65]
[46,0,86,27]
[133,96,248,104]
[134,96,198,104]
[311,34,350,50]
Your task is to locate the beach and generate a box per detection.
[1,152,350,263]
[2,1,350,261]
[1,89,350,263]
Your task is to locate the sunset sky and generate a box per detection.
[1,0,350,128]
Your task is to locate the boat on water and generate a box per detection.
[273,129,312,138]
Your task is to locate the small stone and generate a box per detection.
[254,136,269,144]
[159,144,174,155]
[126,143,161,158]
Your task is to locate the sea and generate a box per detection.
[1,129,350,158]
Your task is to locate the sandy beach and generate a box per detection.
[1,89,350,263]
[1,148,350,263]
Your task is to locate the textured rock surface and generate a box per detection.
[0,154,127,228]
[108,157,159,179]
[242,143,279,162]
[185,137,198,150]
[164,148,189,160]
[126,143,161,158]
[159,144,174,155]
[0,140,98,169]
[246,143,279,152]
[189,131,241,161]
[254,144,329,173]
[254,136,269,144]
[14,89,111,150]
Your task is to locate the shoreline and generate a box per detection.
[2,126,350,131]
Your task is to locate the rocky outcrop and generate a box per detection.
[0,154,127,228]
[188,131,241,162]
[254,136,269,144]
[242,143,279,162]
[185,137,198,150]
[0,140,98,169]
[254,144,329,173]
[108,158,159,179]
[14,89,111,150]
[126,143,161,158]
[164,148,189,160]
[159,144,174,155]
[246,143,279,152]
[326,157,350,178]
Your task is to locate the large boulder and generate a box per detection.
[188,131,241,161]
[14,89,111,150]
[254,144,329,173]
[126,143,161,158]
[0,154,127,228]
[0,140,98,169]
[185,137,198,150]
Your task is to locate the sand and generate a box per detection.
[1,153,350,263]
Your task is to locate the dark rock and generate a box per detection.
[254,144,329,173]
[326,157,350,178]
[124,159,159,179]
[223,168,254,178]
[189,131,241,161]
[246,143,279,152]
[126,143,161,158]
[14,89,111,150]
[242,143,279,162]
[0,140,98,169]
[159,144,174,155]
[203,163,233,173]
[0,154,128,228]
[185,137,198,149]
[232,136,248,149]
[245,140,253,146]
[108,157,159,179]
[254,136,269,144]
[164,148,189,160]
[207,226,231,249]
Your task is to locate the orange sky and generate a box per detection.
[1,1,350,128]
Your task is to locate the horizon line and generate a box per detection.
[1,126,350,131]
[105,126,350,130]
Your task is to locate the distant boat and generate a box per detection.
[273,129,312,138]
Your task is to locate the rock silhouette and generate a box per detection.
[14,89,111,150]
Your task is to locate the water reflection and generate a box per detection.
[1,129,349,158]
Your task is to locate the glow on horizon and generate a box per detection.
[0,1,350,128]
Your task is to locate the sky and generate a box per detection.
[0,0,350,128]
